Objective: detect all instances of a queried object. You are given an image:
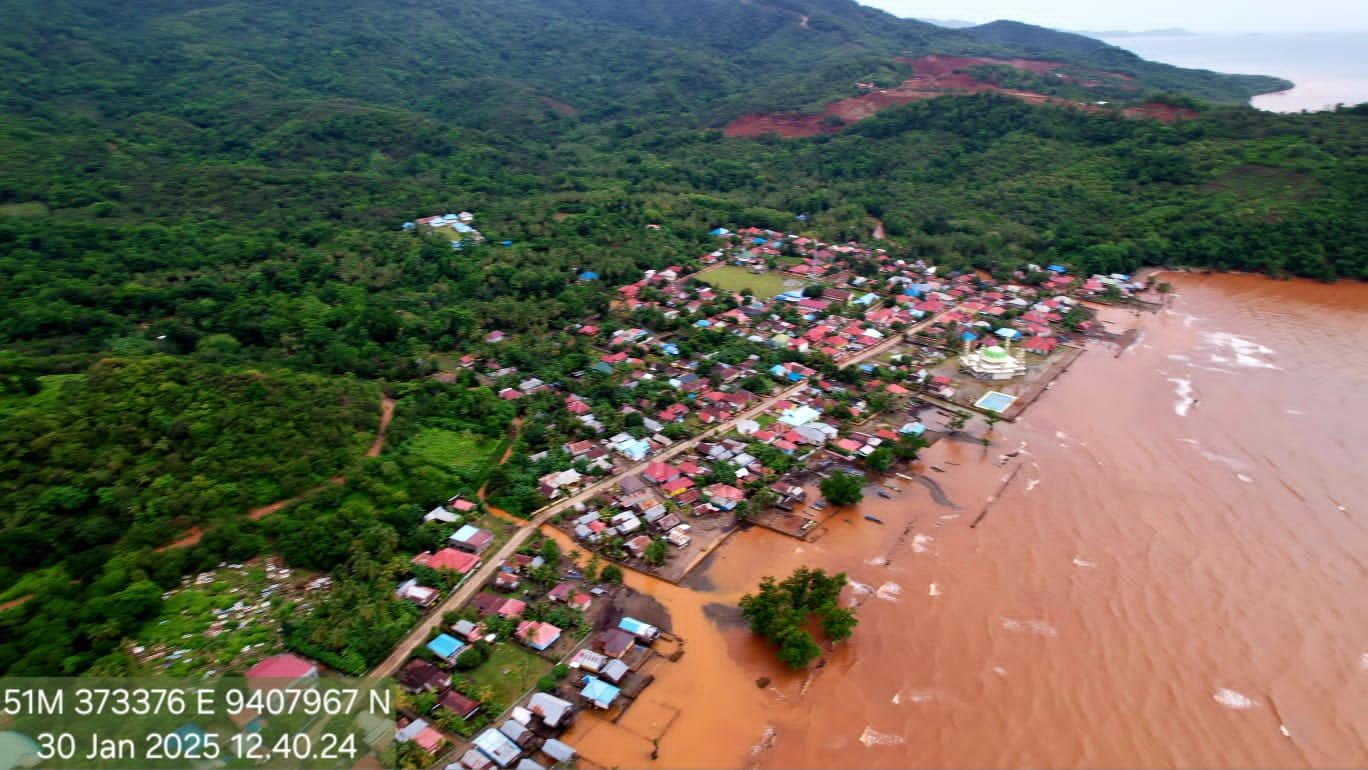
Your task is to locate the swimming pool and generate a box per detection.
[974,391,1017,413]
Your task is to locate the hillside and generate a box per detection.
[0,0,1289,136]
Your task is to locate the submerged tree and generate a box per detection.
[738,566,858,669]
[819,471,864,506]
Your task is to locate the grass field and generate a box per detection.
[699,265,810,299]
[0,202,49,218]
[467,642,551,709]
[407,428,503,477]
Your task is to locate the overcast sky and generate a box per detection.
[859,0,1368,34]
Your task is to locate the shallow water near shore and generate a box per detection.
[559,273,1368,768]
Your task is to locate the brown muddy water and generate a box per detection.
[558,273,1368,769]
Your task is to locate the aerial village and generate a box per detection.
[206,214,1153,770]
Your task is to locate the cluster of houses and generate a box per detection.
[396,654,579,770]
[396,570,668,770]
[611,228,1104,373]
[403,211,485,249]
[398,496,493,608]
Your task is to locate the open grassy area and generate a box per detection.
[699,265,809,299]
[0,202,49,218]
[407,428,503,477]
[465,642,551,709]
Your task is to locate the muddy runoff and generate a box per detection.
[550,273,1368,769]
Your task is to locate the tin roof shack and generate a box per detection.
[540,739,576,765]
[473,727,522,768]
[527,692,574,729]
[449,525,495,554]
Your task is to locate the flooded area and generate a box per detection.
[558,273,1368,769]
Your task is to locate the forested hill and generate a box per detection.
[1,0,1286,136]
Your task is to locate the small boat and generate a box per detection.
[864,515,884,524]
[877,490,892,499]
[930,465,946,472]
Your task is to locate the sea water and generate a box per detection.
[1100,31,1368,111]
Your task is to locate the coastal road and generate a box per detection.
[370,320,923,678]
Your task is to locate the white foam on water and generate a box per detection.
[891,692,899,704]
[1072,556,1097,568]
[1236,473,1253,483]
[865,556,887,566]
[749,725,777,758]
[1200,450,1246,472]
[939,513,960,520]
[1286,409,1304,416]
[992,666,1008,677]
[928,582,942,597]
[1025,478,1040,492]
[1178,438,1200,445]
[875,582,902,602]
[794,546,805,554]
[859,726,906,747]
[1167,377,1194,416]
[911,534,934,553]
[1193,365,1237,375]
[1055,430,1070,441]
[1360,652,1368,671]
[1167,353,1190,361]
[847,580,872,597]
[1002,618,1058,638]
[903,690,934,703]
[1202,331,1280,370]
[1213,688,1260,710]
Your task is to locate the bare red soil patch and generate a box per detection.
[724,55,1168,138]
[0,595,34,612]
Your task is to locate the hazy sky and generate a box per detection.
[859,0,1368,34]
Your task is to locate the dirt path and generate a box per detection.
[367,394,396,457]
[0,595,34,612]
[477,417,527,526]
[158,392,396,551]
[871,217,886,240]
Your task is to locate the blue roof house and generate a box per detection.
[427,633,467,665]
[580,677,621,709]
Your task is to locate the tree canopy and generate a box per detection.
[738,566,857,669]
[820,472,866,506]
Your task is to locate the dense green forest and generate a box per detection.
[1,0,1365,676]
